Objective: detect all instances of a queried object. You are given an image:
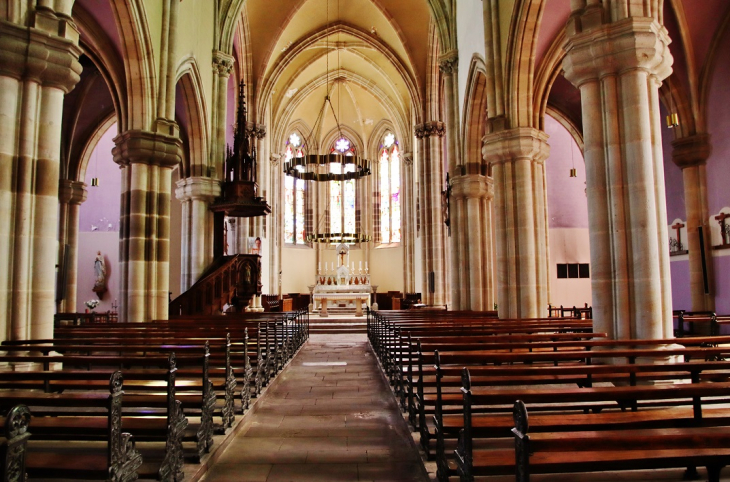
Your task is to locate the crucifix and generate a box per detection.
[716,213,730,245]
[671,221,685,252]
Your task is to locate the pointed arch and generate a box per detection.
[698,6,730,131]
[367,120,398,160]
[76,113,119,182]
[505,0,545,128]
[175,57,211,178]
[462,54,488,175]
[109,0,157,130]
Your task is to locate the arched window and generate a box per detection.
[329,137,356,236]
[284,133,306,244]
[379,132,400,244]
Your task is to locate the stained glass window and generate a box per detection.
[330,138,357,238]
[284,137,307,245]
[379,133,401,244]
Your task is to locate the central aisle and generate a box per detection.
[201,334,429,482]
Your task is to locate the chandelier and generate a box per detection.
[306,232,372,244]
[282,0,370,183]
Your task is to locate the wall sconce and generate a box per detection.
[666,113,679,128]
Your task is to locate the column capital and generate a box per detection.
[415,121,446,138]
[403,152,414,166]
[563,17,672,88]
[58,179,87,205]
[0,20,83,93]
[212,50,234,77]
[247,124,266,139]
[672,133,711,169]
[450,174,492,200]
[112,129,183,169]
[482,127,550,166]
[438,50,458,75]
[175,176,221,203]
[270,154,280,166]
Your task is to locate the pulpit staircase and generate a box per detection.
[169,254,261,317]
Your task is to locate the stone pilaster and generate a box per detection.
[563,7,673,339]
[483,128,550,319]
[113,130,183,323]
[402,153,416,293]
[57,180,88,314]
[415,122,448,306]
[672,134,714,312]
[450,175,495,311]
[175,176,221,292]
[0,10,82,341]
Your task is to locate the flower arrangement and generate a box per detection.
[84,299,100,311]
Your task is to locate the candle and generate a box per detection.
[331,262,334,271]
[359,261,362,270]
[352,262,355,271]
[365,262,368,270]
[318,262,321,272]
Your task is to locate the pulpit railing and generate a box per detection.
[169,254,261,316]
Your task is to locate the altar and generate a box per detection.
[310,244,375,317]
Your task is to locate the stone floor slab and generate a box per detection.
[200,335,428,482]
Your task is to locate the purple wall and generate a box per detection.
[706,25,730,215]
[670,258,691,311]
[714,256,730,315]
[545,115,588,228]
[80,124,121,232]
[226,71,236,150]
[661,103,686,223]
[706,24,730,315]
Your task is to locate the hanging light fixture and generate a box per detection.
[569,140,577,178]
[282,0,370,183]
[666,85,679,128]
[91,146,100,187]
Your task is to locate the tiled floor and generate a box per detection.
[201,334,428,482]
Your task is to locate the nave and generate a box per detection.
[201,334,427,482]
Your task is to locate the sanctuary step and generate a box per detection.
[309,315,366,334]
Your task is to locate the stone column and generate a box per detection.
[402,153,416,292]
[57,180,88,313]
[482,128,550,319]
[672,134,714,311]
[440,51,460,309]
[211,51,234,177]
[415,122,447,306]
[253,125,267,238]
[450,175,495,310]
[563,6,673,340]
[175,176,220,291]
[269,156,281,295]
[113,130,183,323]
[0,9,82,340]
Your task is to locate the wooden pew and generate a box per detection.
[0,371,144,480]
[453,368,730,482]
[510,400,730,482]
[0,405,31,482]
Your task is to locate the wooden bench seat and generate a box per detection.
[451,369,730,482]
[0,371,145,480]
